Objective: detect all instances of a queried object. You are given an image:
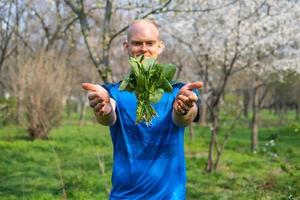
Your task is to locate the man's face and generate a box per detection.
[123,22,164,59]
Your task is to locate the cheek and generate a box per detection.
[126,46,136,56]
[150,48,159,56]
[151,45,161,53]
[130,46,140,53]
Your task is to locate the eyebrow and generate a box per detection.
[131,40,157,43]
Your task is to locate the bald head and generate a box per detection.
[127,19,160,41]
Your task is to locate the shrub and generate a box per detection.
[22,51,68,139]
[0,98,16,126]
[290,123,300,134]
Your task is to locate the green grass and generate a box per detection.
[0,123,112,200]
[0,111,299,200]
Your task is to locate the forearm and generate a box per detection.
[172,103,198,127]
[94,98,117,126]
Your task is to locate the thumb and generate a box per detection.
[82,83,99,92]
[183,81,203,91]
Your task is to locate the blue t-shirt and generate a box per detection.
[103,82,196,200]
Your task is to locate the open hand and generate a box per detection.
[173,81,203,115]
[82,83,112,116]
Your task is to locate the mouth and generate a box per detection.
[136,54,152,58]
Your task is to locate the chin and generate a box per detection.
[133,54,154,58]
[143,55,157,59]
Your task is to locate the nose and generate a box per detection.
[140,43,148,52]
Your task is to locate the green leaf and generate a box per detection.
[129,58,140,77]
[162,63,176,81]
[161,78,173,92]
[120,56,176,125]
[128,80,135,91]
[155,63,163,74]
[136,55,144,63]
[136,71,146,89]
[169,79,179,85]
[119,75,130,90]
[149,63,162,86]
[149,88,164,103]
[142,57,156,72]
[156,63,176,87]
[136,101,144,123]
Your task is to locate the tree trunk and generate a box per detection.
[212,117,221,171]
[251,81,259,152]
[16,85,24,124]
[15,0,24,125]
[206,130,214,173]
[243,89,250,118]
[278,105,286,125]
[200,103,207,126]
[214,148,221,171]
[200,56,209,126]
[206,114,218,172]
[200,82,208,126]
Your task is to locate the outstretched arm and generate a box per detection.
[172,81,203,127]
[82,83,117,126]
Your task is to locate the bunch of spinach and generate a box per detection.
[119,55,176,125]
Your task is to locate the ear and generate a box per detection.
[157,41,165,55]
[123,41,129,52]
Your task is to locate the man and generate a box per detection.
[82,19,202,200]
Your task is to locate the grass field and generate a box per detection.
[0,111,299,200]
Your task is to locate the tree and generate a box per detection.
[163,0,300,171]
[0,1,15,86]
[64,0,176,83]
[269,69,300,123]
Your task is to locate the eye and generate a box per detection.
[131,41,143,46]
[146,41,156,46]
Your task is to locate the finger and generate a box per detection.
[176,94,189,102]
[101,104,112,114]
[181,81,203,91]
[97,104,111,116]
[182,96,198,110]
[174,99,188,115]
[181,90,195,98]
[88,92,99,100]
[187,93,198,102]
[179,90,197,101]
[97,109,104,116]
[88,92,106,101]
[177,106,185,114]
[181,104,189,112]
[184,100,194,108]
[82,83,99,91]
[180,90,198,104]
[90,98,103,108]
[94,103,104,112]
[176,99,184,107]
[177,99,190,111]
[177,94,194,107]
[178,104,189,114]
